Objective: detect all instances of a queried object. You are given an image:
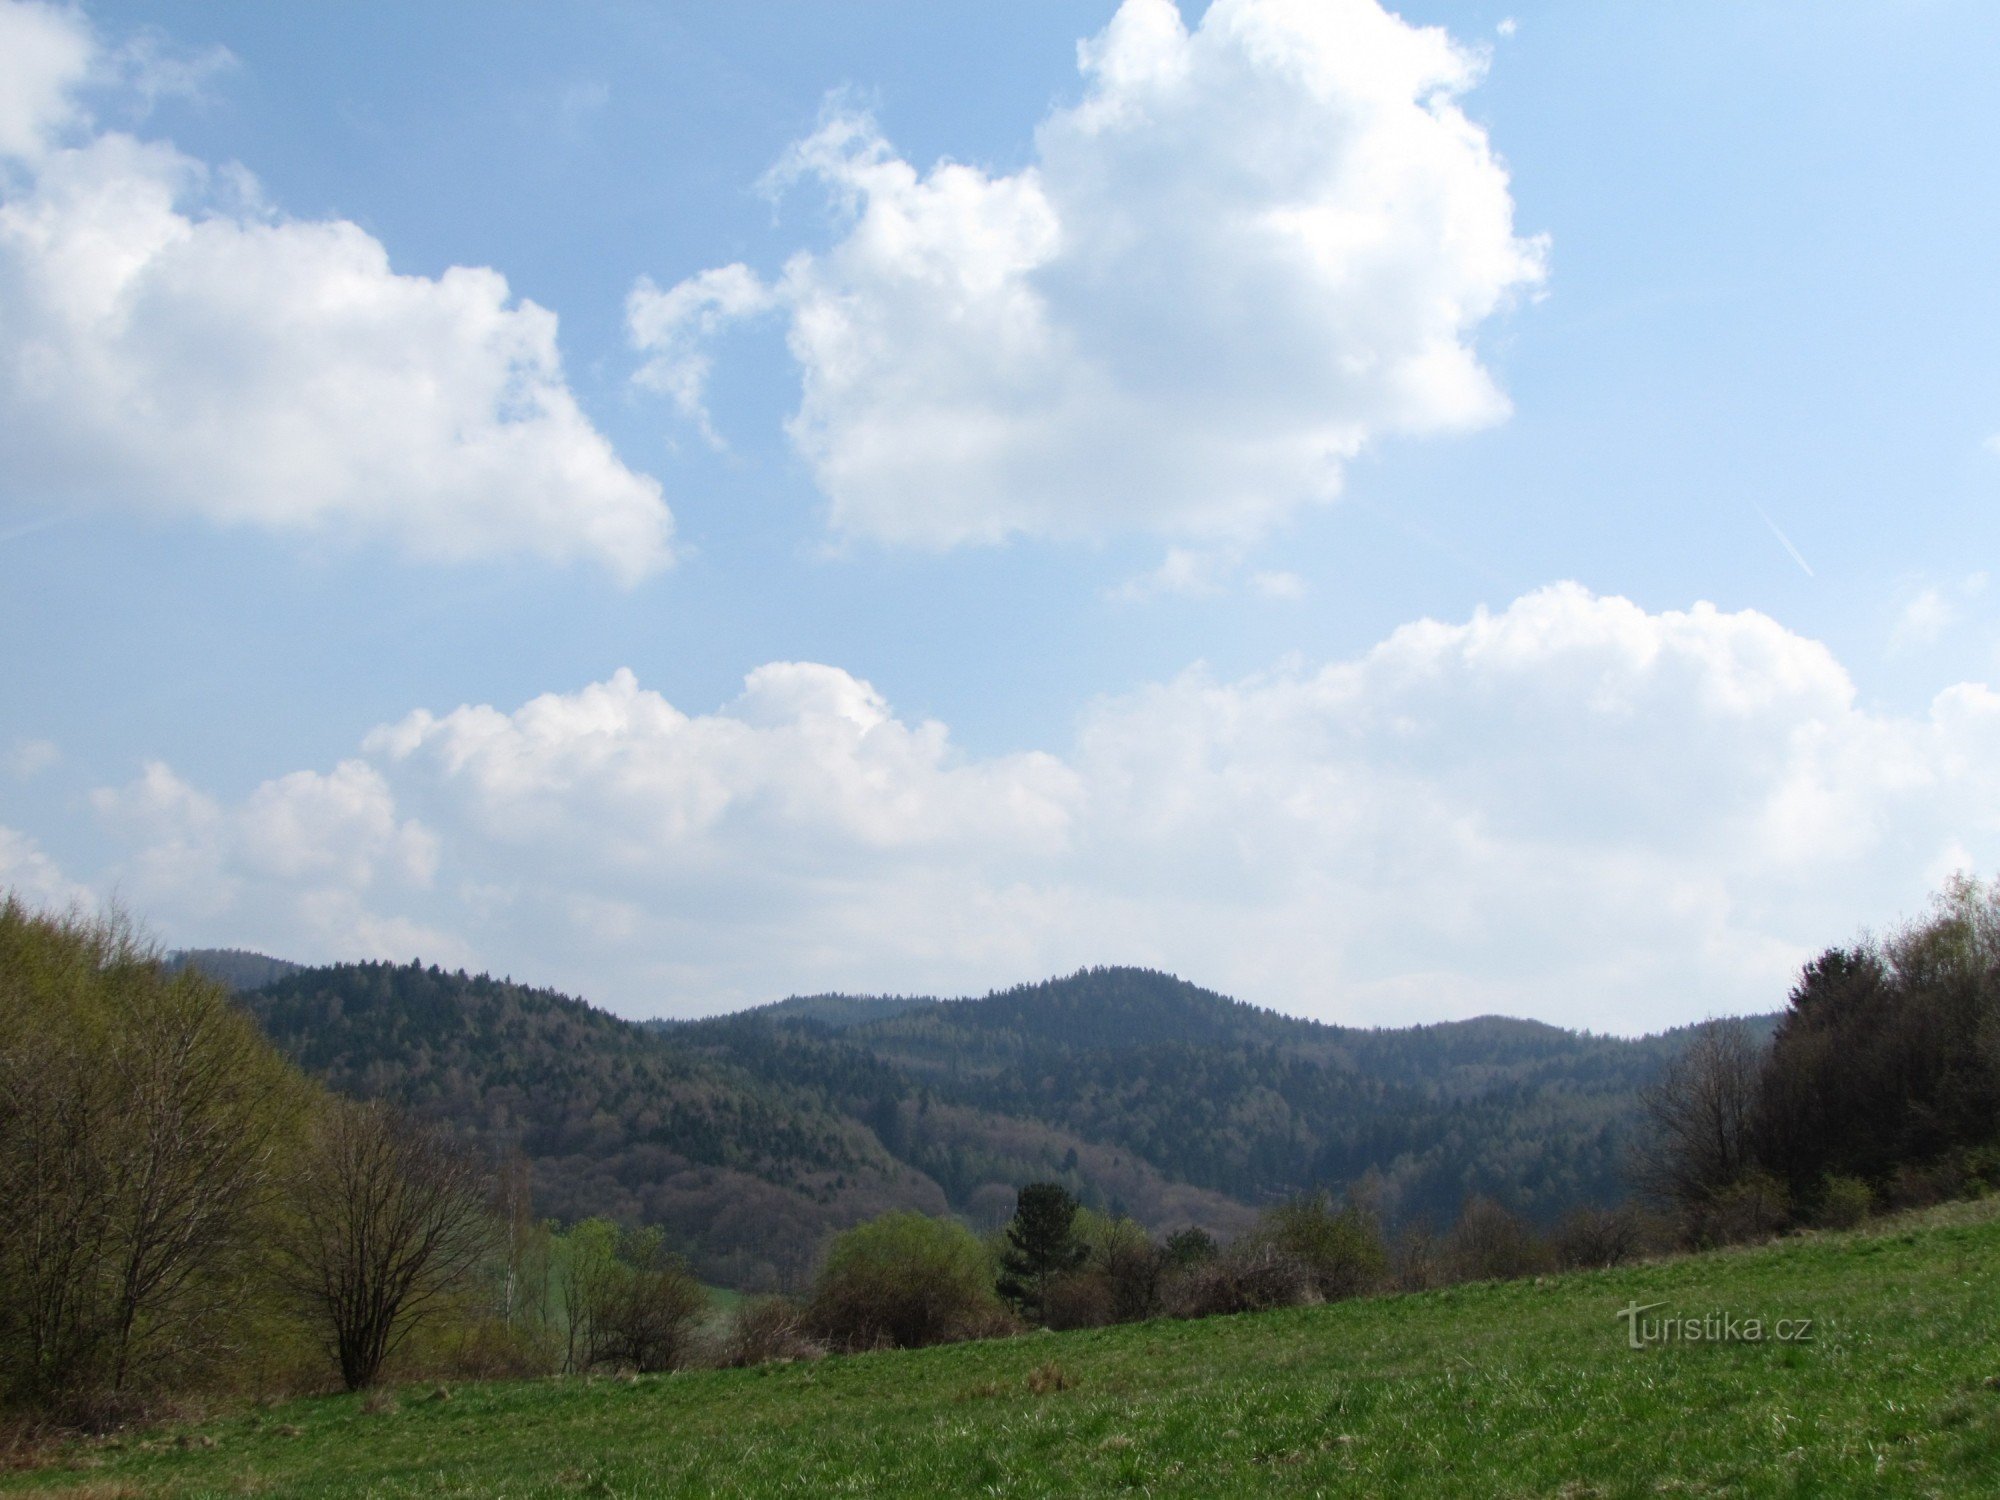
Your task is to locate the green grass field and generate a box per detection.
[12,1200,2000,1498]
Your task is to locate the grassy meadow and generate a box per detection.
[11,1199,2000,1498]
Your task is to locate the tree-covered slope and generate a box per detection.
[238,962,946,1288]
[236,959,1750,1284]
[679,967,1747,1229]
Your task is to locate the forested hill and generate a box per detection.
[673,966,1721,1232]
[238,962,949,1288]
[232,959,1751,1289]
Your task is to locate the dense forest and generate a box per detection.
[238,964,943,1289]
[673,969,1749,1231]
[212,958,1759,1286]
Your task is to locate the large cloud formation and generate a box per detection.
[54,587,2000,1033]
[0,0,672,580]
[631,0,1545,548]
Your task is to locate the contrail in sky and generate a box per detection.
[1755,506,1814,578]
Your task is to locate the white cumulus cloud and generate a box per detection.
[632,0,1545,549]
[0,824,91,911]
[87,758,452,962]
[0,0,672,581]
[43,586,2000,1031]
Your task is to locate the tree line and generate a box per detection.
[11,874,1997,1430]
[1637,874,2000,1242]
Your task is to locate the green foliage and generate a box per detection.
[0,898,309,1416]
[1254,1190,1388,1301]
[1818,1174,1872,1230]
[805,1212,1009,1351]
[554,1220,707,1373]
[1752,876,2000,1203]
[1162,1226,1219,1268]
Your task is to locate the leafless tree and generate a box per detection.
[276,1100,495,1390]
[1634,1018,1763,1217]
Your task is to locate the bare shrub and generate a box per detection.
[1160,1243,1318,1320]
[1635,1019,1763,1220]
[1391,1226,1448,1292]
[592,1237,706,1374]
[1688,1170,1790,1246]
[1042,1272,1116,1332]
[1066,1212,1162,1326]
[1443,1196,1549,1283]
[719,1298,823,1368]
[1548,1205,1646,1272]
[273,1100,496,1391]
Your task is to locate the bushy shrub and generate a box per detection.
[1689,1171,1790,1246]
[1443,1196,1549,1282]
[1548,1205,1647,1271]
[557,1221,706,1374]
[1160,1243,1318,1320]
[1816,1174,1871,1230]
[1256,1191,1387,1301]
[805,1212,1011,1351]
[1081,1213,1164,1323]
[1042,1271,1117,1331]
[0,899,310,1417]
[718,1297,823,1368]
[1162,1227,1218,1269]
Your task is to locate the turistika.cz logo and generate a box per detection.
[1615,1301,1815,1350]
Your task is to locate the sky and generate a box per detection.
[4,0,1999,1034]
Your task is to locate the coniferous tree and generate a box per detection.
[996,1182,1086,1321]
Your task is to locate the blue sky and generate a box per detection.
[4,0,1998,1032]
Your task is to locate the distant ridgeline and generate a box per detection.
[165,947,304,992]
[220,956,1756,1290]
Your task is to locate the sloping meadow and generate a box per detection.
[14,1198,2000,1497]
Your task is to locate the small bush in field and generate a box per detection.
[721,1298,823,1368]
[1024,1360,1072,1395]
[1444,1196,1550,1283]
[1257,1191,1388,1301]
[1162,1227,1218,1269]
[1692,1172,1791,1246]
[1549,1205,1646,1271]
[1391,1226,1448,1292]
[1161,1243,1318,1320]
[1042,1271,1117,1331]
[1818,1175,1872,1229]
[805,1212,1011,1351]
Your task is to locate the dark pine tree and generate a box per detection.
[996,1181,1086,1321]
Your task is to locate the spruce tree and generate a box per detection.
[996,1181,1086,1321]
